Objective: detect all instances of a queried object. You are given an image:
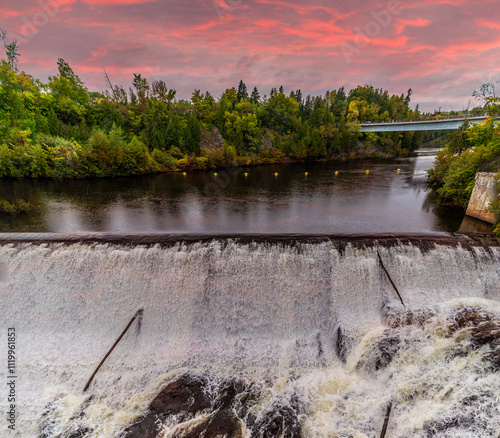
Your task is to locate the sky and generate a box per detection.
[2,0,500,112]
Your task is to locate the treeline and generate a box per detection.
[427,117,500,235]
[0,57,423,179]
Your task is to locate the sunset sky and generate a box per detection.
[2,0,500,112]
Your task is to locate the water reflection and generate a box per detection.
[0,151,489,234]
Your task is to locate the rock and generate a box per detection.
[448,307,492,334]
[422,413,489,437]
[448,306,500,370]
[355,330,400,373]
[120,414,163,438]
[249,396,302,438]
[200,125,225,151]
[386,309,435,329]
[66,428,93,438]
[121,374,211,438]
[374,333,400,371]
[211,379,248,411]
[121,374,248,438]
[172,410,245,438]
[149,374,211,416]
[335,326,347,363]
[448,306,500,348]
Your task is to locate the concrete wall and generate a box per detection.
[465,172,498,224]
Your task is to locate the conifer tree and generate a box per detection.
[250,86,260,103]
[237,80,248,101]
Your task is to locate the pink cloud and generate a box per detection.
[1,0,499,112]
[395,17,431,33]
[81,0,155,4]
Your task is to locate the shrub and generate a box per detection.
[0,198,32,214]
[151,148,177,170]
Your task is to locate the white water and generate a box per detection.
[0,240,499,437]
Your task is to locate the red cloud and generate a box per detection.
[475,18,500,30]
[4,0,500,112]
[81,0,155,4]
[395,17,431,33]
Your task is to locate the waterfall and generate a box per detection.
[0,238,499,437]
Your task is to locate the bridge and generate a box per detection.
[359,115,493,132]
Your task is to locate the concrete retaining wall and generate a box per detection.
[465,172,498,224]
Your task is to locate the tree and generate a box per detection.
[294,89,303,107]
[132,73,149,105]
[47,59,90,125]
[5,41,20,71]
[166,89,176,108]
[221,87,238,108]
[250,86,260,103]
[184,112,201,155]
[0,28,20,70]
[473,82,500,115]
[151,79,169,103]
[164,113,183,149]
[50,59,89,106]
[237,80,248,101]
[404,88,412,106]
[191,89,203,106]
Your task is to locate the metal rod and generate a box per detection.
[83,307,144,392]
[377,251,405,307]
[379,401,393,438]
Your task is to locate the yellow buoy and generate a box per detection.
[214,172,218,176]
[335,171,339,176]
[305,172,308,176]
[182,172,187,176]
[397,168,401,173]
[366,170,370,174]
[274,172,278,176]
[244,172,248,177]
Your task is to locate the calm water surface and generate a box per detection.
[0,149,481,233]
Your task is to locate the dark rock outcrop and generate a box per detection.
[248,396,302,438]
[121,374,249,438]
[448,306,500,370]
[172,410,244,438]
[122,374,211,438]
[149,374,211,416]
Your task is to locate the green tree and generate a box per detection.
[184,112,201,155]
[0,28,20,70]
[473,82,500,115]
[250,86,260,104]
[48,59,90,125]
[132,74,149,106]
[237,80,248,101]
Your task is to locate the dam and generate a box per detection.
[1,235,499,437]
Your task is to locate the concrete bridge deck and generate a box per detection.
[359,115,493,132]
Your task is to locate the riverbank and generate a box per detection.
[426,117,500,236]
[0,131,409,182]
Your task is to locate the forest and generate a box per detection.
[0,54,426,180]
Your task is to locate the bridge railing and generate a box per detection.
[359,114,490,125]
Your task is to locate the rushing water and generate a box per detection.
[0,150,480,234]
[1,239,500,437]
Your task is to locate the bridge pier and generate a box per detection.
[465,172,498,224]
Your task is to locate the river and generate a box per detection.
[0,149,487,234]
